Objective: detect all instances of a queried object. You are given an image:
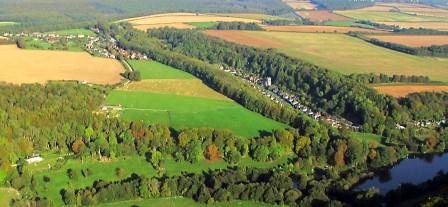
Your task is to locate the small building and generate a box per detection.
[26,154,43,164]
[264,77,272,87]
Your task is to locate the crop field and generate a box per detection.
[0,45,123,84]
[379,21,448,31]
[189,21,219,28]
[263,25,388,33]
[373,84,448,97]
[335,10,448,22]
[134,23,196,30]
[283,0,318,10]
[297,10,351,22]
[125,13,260,30]
[367,35,448,47]
[205,30,283,48]
[108,60,287,137]
[204,31,448,82]
[211,13,290,20]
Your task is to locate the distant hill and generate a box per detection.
[0,0,292,31]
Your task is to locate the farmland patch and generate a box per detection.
[297,10,351,22]
[0,45,123,84]
[263,25,388,33]
[373,84,448,97]
[367,35,448,47]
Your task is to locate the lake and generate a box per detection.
[356,152,448,194]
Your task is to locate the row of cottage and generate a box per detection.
[219,65,361,130]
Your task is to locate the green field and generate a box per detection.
[335,11,448,22]
[351,132,383,145]
[243,31,448,82]
[32,155,291,206]
[111,60,287,137]
[94,197,277,207]
[107,90,287,137]
[189,21,219,28]
[24,38,84,51]
[0,22,17,27]
[48,28,96,36]
[128,60,196,79]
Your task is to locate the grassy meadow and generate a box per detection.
[0,188,19,207]
[189,21,219,28]
[0,22,17,27]
[108,60,287,137]
[48,28,96,36]
[32,154,291,206]
[207,31,448,82]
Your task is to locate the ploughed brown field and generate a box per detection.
[204,30,283,48]
[0,45,123,84]
[297,10,351,22]
[374,85,448,97]
[368,35,448,47]
[263,25,389,33]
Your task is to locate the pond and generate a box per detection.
[356,152,448,194]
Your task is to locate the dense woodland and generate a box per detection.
[208,22,263,30]
[349,73,430,84]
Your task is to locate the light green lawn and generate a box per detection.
[106,90,287,137]
[48,28,96,36]
[351,132,383,145]
[0,22,17,27]
[335,11,448,22]
[245,31,448,82]
[24,38,84,51]
[189,21,219,28]
[94,197,278,207]
[323,20,355,27]
[128,60,196,79]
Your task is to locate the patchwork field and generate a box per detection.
[283,0,318,10]
[263,25,388,33]
[335,10,448,22]
[107,60,287,137]
[373,84,448,97]
[204,31,448,82]
[0,45,123,84]
[379,21,448,31]
[125,13,260,30]
[297,10,351,22]
[367,35,448,47]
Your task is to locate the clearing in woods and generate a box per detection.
[0,45,123,84]
[373,84,448,97]
[125,13,260,30]
[297,10,351,22]
[107,60,287,137]
[367,35,448,47]
[203,31,448,82]
[263,25,389,33]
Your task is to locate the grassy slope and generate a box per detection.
[107,90,287,137]
[0,188,19,207]
[128,60,196,79]
[110,60,287,137]
[248,31,448,82]
[32,155,291,206]
[189,21,219,28]
[49,28,96,36]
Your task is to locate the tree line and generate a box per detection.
[348,73,430,84]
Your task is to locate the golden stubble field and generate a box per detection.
[263,25,389,33]
[367,35,448,47]
[125,13,260,30]
[0,45,123,84]
[373,85,448,97]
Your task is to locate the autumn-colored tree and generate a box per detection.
[334,142,347,167]
[71,139,85,155]
[205,144,220,161]
[426,136,438,150]
[17,137,33,156]
[368,149,377,161]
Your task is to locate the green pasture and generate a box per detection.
[128,60,196,79]
[189,21,219,28]
[351,132,383,145]
[24,38,84,51]
[0,22,17,27]
[48,28,96,36]
[106,90,287,137]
